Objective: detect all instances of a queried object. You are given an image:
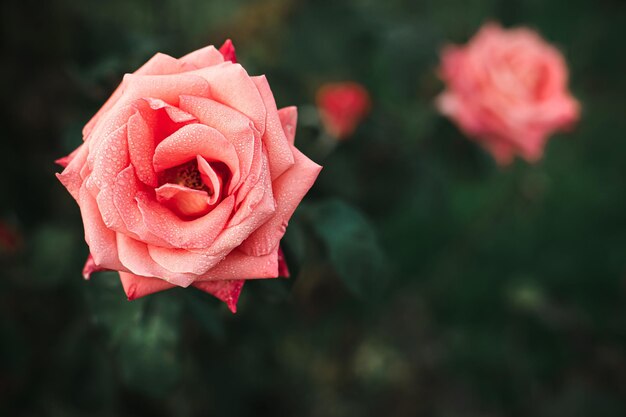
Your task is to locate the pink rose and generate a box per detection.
[316,82,371,139]
[436,23,580,164]
[56,40,321,312]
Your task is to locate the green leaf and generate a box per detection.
[306,199,388,298]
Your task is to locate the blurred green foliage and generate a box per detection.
[1,0,626,416]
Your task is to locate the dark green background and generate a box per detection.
[1,0,625,416]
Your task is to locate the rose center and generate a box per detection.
[161,161,211,194]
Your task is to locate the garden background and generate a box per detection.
[1,0,626,416]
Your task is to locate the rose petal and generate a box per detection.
[56,144,89,200]
[194,247,279,281]
[230,123,264,207]
[277,106,298,145]
[83,53,201,139]
[180,45,225,69]
[252,76,295,179]
[78,184,125,271]
[96,186,126,231]
[87,105,135,159]
[218,39,237,63]
[207,160,275,256]
[112,166,171,247]
[119,73,210,109]
[153,123,240,192]
[116,234,197,287]
[86,124,129,193]
[277,247,290,278]
[217,152,276,253]
[155,183,211,218]
[192,280,245,313]
[136,193,235,249]
[127,110,158,187]
[82,254,106,280]
[196,155,223,206]
[137,97,197,124]
[55,147,81,168]
[178,95,257,192]
[136,52,197,75]
[190,63,266,135]
[147,245,224,276]
[119,271,176,300]
[240,146,321,256]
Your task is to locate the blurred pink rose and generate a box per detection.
[316,82,371,139]
[56,40,321,312]
[436,23,580,164]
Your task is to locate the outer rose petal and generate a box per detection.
[135,52,198,75]
[78,185,125,272]
[277,106,298,145]
[135,193,235,250]
[56,144,89,200]
[112,166,171,248]
[82,254,106,280]
[117,73,210,110]
[83,53,197,138]
[210,153,276,255]
[252,76,295,179]
[179,45,225,69]
[55,147,81,168]
[120,273,245,313]
[88,124,130,194]
[126,237,235,287]
[147,245,224,277]
[277,247,290,278]
[87,105,135,157]
[240,146,322,256]
[96,186,127,232]
[191,63,266,134]
[192,280,245,313]
[119,272,176,300]
[127,110,158,187]
[195,248,279,281]
[219,39,237,63]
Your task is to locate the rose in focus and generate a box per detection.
[56,40,321,312]
[316,82,371,140]
[436,23,580,164]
